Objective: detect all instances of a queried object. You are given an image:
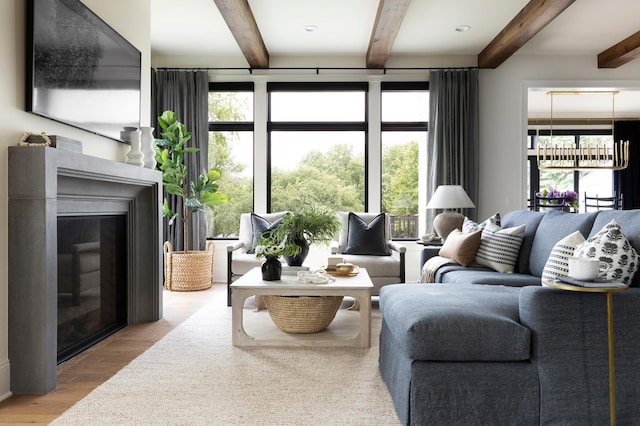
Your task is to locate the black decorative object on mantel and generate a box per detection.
[261,257,282,281]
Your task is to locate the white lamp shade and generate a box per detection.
[426,185,475,210]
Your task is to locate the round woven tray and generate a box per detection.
[264,295,344,334]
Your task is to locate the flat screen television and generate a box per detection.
[26,0,141,143]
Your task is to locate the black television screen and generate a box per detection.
[26,0,141,143]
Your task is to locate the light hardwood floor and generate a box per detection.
[0,283,224,425]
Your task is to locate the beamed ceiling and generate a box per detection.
[151,0,640,70]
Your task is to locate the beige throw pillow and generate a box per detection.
[438,229,482,266]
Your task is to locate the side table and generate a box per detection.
[543,280,629,426]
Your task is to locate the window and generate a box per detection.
[528,129,615,212]
[268,82,367,213]
[207,83,254,238]
[381,82,428,239]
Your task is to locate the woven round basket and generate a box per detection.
[163,241,214,291]
[264,295,344,334]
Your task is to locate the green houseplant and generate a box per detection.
[274,204,341,266]
[154,110,227,291]
[154,110,227,252]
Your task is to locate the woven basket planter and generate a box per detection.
[163,241,214,291]
[264,295,343,334]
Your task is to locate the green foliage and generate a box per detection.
[274,202,341,246]
[382,141,419,215]
[154,110,227,251]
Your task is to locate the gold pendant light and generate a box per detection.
[536,91,629,170]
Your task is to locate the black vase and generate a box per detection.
[284,237,310,267]
[261,256,282,281]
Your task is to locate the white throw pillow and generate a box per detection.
[475,224,525,273]
[574,219,639,285]
[541,230,586,285]
[462,212,501,234]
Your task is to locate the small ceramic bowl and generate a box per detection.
[335,263,356,274]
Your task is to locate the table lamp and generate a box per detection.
[426,185,475,241]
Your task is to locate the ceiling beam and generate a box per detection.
[598,31,640,68]
[366,0,411,68]
[478,0,576,69]
[213,0,269,68]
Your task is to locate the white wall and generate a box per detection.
[0,0,151,400]
[478,55,640,221]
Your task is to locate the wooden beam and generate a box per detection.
[366,0,411,68]
[213,0,269,68]
[478,0,575,69]
[598,31,640,68]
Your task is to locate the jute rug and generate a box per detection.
[51,289,400,425]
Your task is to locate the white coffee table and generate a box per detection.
[231,267,373,348]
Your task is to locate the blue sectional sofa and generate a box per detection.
[379,209,640,425]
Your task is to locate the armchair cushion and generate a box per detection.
[247,213,287,254]
[344,212,390,255]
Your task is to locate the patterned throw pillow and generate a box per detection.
[438,229,482,266]
[462,213,501,233]
[475,224,525,273]
[574,219,639,284]
[541,230,586,285]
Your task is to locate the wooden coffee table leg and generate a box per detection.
[355,290,371,348]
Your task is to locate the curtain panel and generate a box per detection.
[614,120,640,209]
[426,69,480,230]
[152,70,209,250]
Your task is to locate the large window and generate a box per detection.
[207,83,254,238]
[528,129,615,211]
[381,82,428,239]
[268,82,367,213]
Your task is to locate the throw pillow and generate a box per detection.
[475,224,526,273]
[462,212,501,233]
[573,219,639,284]
[343,212,390,255]
[541,230,586,285]
[438,229,482,266]
[248,213,286,254]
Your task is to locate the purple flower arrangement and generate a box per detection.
[536,187,579,209]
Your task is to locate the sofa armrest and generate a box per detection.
[388,240,406,254]
[226,240,245,253]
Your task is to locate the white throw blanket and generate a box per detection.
[420,255,455,283]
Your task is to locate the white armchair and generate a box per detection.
[226,212,288,306]
[331,212,406,295]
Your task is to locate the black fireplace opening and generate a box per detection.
[57,214,128,364]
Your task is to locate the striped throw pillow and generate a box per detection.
[475,224,525,273]
[541,230,586,285]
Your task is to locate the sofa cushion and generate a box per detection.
[574,219,639,285]
[541,230,586,284]
[438,229,482,266]
[343,212,390,255]
[475,224,525,273]
[379,283,531,361]
[435,265,543,287]
[528,210,599,277]
[502,210,545,274]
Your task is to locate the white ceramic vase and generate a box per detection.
[140,126,156,169]
[126,129,144,167]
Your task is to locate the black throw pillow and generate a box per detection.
[343,213,390,256]
[247,213,285,254]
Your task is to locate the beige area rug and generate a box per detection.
[51,290,400,425]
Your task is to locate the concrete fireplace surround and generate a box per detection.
[8,146,163,394]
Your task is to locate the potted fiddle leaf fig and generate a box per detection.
[154,110,227,291]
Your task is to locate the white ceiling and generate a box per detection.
[150,0,640,118]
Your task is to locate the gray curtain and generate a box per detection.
[426,69,479,229]
[152,70,209,251]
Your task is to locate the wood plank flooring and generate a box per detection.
[0,284,224,425]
